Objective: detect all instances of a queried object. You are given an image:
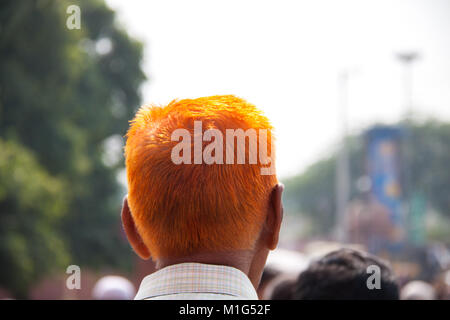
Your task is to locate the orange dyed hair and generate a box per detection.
[125,95,277,259]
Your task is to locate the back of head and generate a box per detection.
[266,274,297,300]
[92,276,135,300]
[400,280,436,300]
[293,248,399,300]
[125,95,277,259]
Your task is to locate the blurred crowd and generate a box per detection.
[87,245,450,300]
[259,246,450,300]
[3,244,447,300]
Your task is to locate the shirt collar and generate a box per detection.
[135,262,258,300]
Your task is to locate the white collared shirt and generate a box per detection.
[134,262,258,300]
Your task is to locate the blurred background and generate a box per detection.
[0,0,449,299]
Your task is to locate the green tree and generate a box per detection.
[0,0,146,297]
[283,120,450,239]
[0,139,69,296]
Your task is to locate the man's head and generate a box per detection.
[121,95,283,286]
[293,248,399,300]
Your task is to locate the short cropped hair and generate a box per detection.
[269,277,296,300]
[125,95,277,259]
[293,249,399,300]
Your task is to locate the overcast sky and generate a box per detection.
[106,0,450,178]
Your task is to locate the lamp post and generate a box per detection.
[335,70,351,243]
[396,52,420,116]
[395,51,420,244]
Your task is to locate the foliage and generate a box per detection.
[0,0,146,297]
[283,120,450,238]
[0,139,69,296]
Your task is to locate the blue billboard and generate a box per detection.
[365,126,406,251]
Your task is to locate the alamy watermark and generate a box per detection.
[66,5,81,30]
[366,264,381,290]
[170,121,275,175]
[66,265,81,290]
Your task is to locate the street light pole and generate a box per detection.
[335,71,351,243]
[395,51,420,243]
[396,52,420,116]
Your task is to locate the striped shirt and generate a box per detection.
[134,262,258,300]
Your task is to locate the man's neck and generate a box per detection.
[156,250,253,282]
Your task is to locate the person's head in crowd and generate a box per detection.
[436,269,450,300]
[270,279,296,300]
[266,274,297,300]
[257,266,280,299]
[433,269,450,300]
[293,248,399,300]
[92,275,135,300]
[122,95,283,295]
[400,280,436,300]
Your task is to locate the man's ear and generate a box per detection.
[121,196,151,260]
[265,183,284,250]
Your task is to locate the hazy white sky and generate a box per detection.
[106,0,450,178]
